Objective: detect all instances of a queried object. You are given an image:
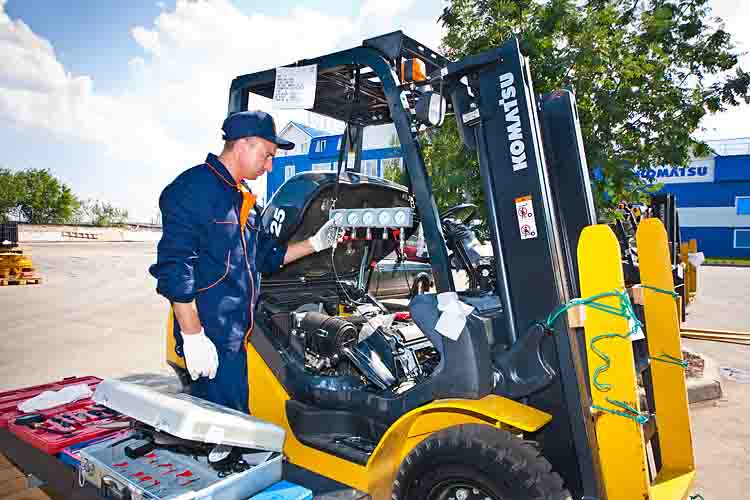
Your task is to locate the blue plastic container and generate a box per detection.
[250,480,314,500]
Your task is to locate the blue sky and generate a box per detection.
[0,0,747,222]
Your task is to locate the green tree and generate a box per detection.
[382,133,408,184]
[14,169,79,224]
[0,168,21,222]
[76,199,129,226]
[382,158,405,184]
[434,0,749,219]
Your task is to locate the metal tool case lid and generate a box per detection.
[92,379,285,452]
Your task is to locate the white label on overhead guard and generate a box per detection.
[273,64,318,109]
[515,195,538,240]
[462,108,480,123]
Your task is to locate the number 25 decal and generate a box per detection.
[269,208,286,236]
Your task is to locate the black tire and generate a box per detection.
[392,424,571,500]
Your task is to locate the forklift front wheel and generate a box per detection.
[392,424,571,500]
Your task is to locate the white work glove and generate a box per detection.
[309,219,337,252]
[181,329,219,381]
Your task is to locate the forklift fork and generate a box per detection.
[578,220,695,500]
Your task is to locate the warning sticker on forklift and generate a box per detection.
[514,195,538,240]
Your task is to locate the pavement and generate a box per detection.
[681,265,750,499]
[0,242,169,391]
[1,244,749,497]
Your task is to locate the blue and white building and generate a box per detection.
[637,138,750,258]
[265,121,403,201]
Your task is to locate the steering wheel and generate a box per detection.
[439,203,478,226]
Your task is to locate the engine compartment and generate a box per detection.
[263,293,440,397]
[255,171,442,400]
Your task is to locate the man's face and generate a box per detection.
[239,137,277,180]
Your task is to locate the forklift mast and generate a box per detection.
[439,37,601,497]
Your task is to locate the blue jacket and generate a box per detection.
[150,153,287,353]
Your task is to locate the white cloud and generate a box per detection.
[131,26,161,56]
[697,0,750,140]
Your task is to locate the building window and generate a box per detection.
[315,140,326,153]
[735,229,750,249]
[736,196,750,215]
[285,164,296,180]
[312,163,332,172]
[362,159,379,177]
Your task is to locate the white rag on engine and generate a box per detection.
[17,383,93,413]
[435,292,475,341]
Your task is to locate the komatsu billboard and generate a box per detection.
[636,158,715,184]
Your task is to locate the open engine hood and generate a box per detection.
[260,171,416,288]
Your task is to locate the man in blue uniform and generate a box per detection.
[150,111,334,412]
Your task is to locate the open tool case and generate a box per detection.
[78,379,285,500]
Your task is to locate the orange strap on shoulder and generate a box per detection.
[238,185,256,229]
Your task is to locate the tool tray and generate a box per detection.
[79,431,282,500]
[8,400,132,455]
[59,430,132,469]
[0,376,102,428]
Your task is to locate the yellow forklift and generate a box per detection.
[167,31,696,500]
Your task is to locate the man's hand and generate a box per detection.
[282,219,338,265]
[309,219,337,252]
[181,329,219,380]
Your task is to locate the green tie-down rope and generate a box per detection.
[545,289,651,424]
[638,285,688,369]
[591,399,649,425]
[651,352,688,368]
[639,283,679,298]
[545,284,689,423]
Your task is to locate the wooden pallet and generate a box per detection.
[0,452,51,500]
[0,278,41,286]
[0,268,35,279]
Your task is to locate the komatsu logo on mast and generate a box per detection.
[498,72,528,171]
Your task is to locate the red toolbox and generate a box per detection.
[0,376,102,428]
[8,399,132,455]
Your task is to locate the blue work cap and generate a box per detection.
[221,110,295,150]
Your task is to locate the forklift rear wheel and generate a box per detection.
[392,424,571,500]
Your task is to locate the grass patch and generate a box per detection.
[704,257,750,266]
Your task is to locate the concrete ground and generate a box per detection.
[0,242,168,391]
[682,265,750,499]
[1,244,749,496]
